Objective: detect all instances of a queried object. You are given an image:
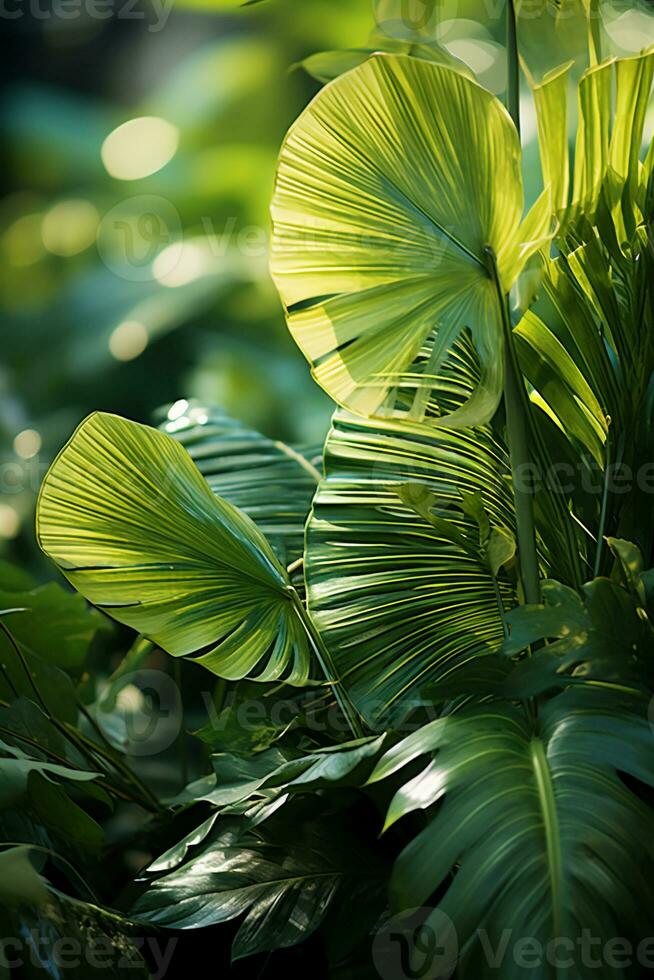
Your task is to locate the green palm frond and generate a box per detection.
[36,413,312,685]
[271,53,551,429]
[159,401,322,566]
[305,402,516,727]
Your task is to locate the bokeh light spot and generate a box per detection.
[153,241,208,287]
[0,505,21,540]
[101,117,179,181]
[14,429,42,460]
[109,320,149,361]
[42,199,99,256]
[3,214,45,267]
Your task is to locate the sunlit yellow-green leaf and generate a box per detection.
[36,413,311,685]
[527,60,574,216]
[271,54,549,430]
[569,47,654,232]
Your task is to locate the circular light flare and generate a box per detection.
[3,214,45,267]
[109,320,149,361]
[41,199,99,257]
[152,241,208,287]
[14,429,42,460]
[101,117,179,181]
[0,505,20,540]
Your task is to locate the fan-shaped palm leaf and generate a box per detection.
[271,53,551,429]
[36,413,311,685]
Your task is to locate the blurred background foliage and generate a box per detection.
[2,0,653,573]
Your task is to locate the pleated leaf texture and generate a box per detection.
[305,403,516,726]
[160,401,321,566]
[36,413,311,685]
[528,46,654,238]
[271,53,551,429]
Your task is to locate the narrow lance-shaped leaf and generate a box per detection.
[526,60,573,217]
[36,413,312,685]
[564,47,654,228]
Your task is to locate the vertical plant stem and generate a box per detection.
[485,249,541,607]
[174,659,189,789]
[504,0,583,592]
[290,592,365,739]
[593,422,612,577]
[502,324,542,606]
[0,614,162,812]
[506,0,520,135]
[587,0,602,65]
[501,0,542,606]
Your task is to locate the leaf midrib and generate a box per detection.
[530,737,563,940]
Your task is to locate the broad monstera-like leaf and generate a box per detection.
[160,401,321,566]
[36,413,311,685]
[304,395,517,727]
[368,688,654,979]
[271,54,550,429]
[502,575,654,697]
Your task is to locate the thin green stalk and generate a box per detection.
[485,248,541,607]
[105,636,154,688]
[0,615,161,812]
[506,0,520,135]
[0,724,141,807]
[587,0,602,65]
[504,0,542,602]
[491,577,509,639]
[286,556,304,576]
[290,591,365,738]
[174,659,189,790]
[67,723,163,813]
[77,712,163,811]
[593,423,612,577]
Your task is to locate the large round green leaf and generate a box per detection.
[305,402,516,727]
[271,53,549,429]
[36,413,311,685]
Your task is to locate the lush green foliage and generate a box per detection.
[3,2,654,979]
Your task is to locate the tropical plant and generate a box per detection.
[23,3,654,978]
